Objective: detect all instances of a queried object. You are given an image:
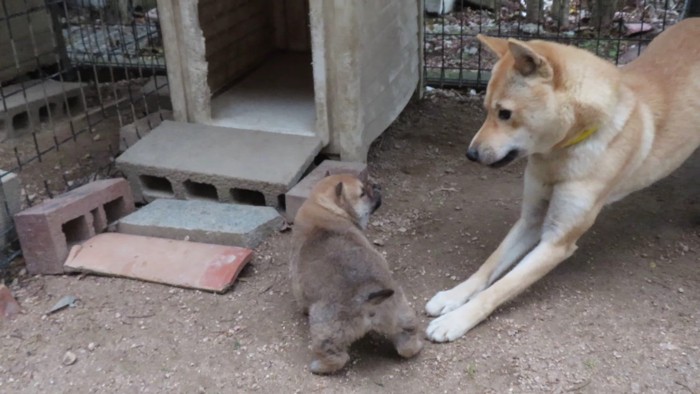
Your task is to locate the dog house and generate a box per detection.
[117,0,421,209]
[156,0,421,160]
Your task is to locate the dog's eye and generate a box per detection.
[360,191,366,197]
[498,109,512,120]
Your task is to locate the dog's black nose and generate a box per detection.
[466,148,479,162]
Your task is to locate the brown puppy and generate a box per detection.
[291,174,423,374]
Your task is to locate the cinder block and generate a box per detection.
[0,80,86,139]
[0,170,22,243]
[284,160,368,223]
[117,199,283,248]
[14,179,135,275]
[64,233,252,293]
[116,120,322,207]
[119,110,173,152]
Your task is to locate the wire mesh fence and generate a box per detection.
[0,0,169,278]
[423,0,690,88]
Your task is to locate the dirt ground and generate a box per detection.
[1,93,698,393]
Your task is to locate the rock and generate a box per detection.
[62,351,77,366]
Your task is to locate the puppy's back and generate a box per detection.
[292,226,394,310]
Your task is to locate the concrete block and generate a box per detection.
[14,179,135,275]
[119,110,173,152]
[64,233,253,293]
[284,160,368,223]
[117,199,283,248]
[0,170,22,242]
[116,120,322,207]
[0,80,86,139]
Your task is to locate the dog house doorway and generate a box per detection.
[202,0,317,136]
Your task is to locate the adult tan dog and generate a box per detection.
[426,18,700,342]
[291,174,423,373]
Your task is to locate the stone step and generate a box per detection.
[117,199,283,248]
[115,120,322,208]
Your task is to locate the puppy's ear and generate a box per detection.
[477,34,508,58]
[507,39,552,78]
[366,289,394,305]
[335,182,343,198]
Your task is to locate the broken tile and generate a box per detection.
[0,284,21,320]
[64,233,252,293]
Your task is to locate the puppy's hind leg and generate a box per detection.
[426,171,549,316]
[308,302,354,374]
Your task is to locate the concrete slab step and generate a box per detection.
[116,120,322,207]
[64,233,252,293]
[117,199,283,248]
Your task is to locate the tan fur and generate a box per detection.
[426,19,700,342]
[291,174,423,373]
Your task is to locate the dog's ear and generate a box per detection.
[335,182,343,198]
[477,34,508,58]
[366,289,394,305]
[507,39,552,78]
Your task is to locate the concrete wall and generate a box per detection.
[323,0,421,161]
[0,0,58,82]
[199,0,275,95]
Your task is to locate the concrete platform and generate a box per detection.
[0,79,85,138]
[210,53,316,137]
[64,233,252,293]
[115,120,322,206]
[117,199,283,248]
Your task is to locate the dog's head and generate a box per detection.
[310,174,382,229]
[468,35,574,167]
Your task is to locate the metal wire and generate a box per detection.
[0,0,169,274]
[424,0,690,88]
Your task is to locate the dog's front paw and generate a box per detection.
[425,310,472,343]
[425,290,467,317]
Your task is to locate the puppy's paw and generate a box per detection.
[425,290,467,317]
[425,309,473,343]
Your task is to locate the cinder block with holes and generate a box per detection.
[116,120,322,207]
[283,160,368,223]
[0,80,85,139]
[13,178,135,274]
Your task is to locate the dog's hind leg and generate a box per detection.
[426,182,606,342]
[426,169,550,317]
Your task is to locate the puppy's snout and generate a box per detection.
[466,147,479,162]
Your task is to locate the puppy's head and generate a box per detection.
[310,174,381,229]
[468,35,573,167]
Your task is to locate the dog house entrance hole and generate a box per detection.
[202,1,317,137]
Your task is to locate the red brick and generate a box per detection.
[284,160,367,223]
[14,179,135,275]
[0,285,21,320]
[64,233,252,293]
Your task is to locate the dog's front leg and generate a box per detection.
[426,183,605,342]
[426,170,550,316]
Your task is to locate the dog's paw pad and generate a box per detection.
[425,312,470,343]
[425,291,465,317]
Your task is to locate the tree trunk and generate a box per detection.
[591,0,621,29]
[525,0,543,23]
[551,0,570,28]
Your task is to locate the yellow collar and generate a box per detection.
[560,126,598,148]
